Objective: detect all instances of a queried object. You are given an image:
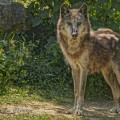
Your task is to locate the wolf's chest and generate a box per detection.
[61,41,111,73]
[62,46,90,68]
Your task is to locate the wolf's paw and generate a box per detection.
[73,108,84,116]
[67,107,84,116]
[110,107,120,113]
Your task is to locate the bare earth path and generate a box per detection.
[0,100,120,120]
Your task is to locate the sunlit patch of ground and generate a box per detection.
[0,100,120,120]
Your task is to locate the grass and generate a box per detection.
[0,87,44,105]
[0,87,118,120]
[0,86,73,106]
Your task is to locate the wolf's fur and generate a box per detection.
[57,3,120,115]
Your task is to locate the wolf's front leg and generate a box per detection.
[68,66,88,116]
[68,66,80,114]
[74,67,87,116]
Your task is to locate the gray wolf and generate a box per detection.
[57,3,120,115]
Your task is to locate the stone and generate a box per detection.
[0,0,12,4]
[0,1,26,31]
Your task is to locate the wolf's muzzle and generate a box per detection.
[72,32,78,39]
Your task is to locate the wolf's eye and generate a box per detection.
[67,21,71,25]
[77,22,81,25]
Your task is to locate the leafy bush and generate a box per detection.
[0,32,29,94]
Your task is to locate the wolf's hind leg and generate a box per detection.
[111,61,120,85]
[101,66,120,113]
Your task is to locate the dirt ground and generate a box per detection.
[0,100,120,120]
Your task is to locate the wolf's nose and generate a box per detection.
[72,32,78,38]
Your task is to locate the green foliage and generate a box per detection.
[86,74,112,100]
[25,43,73,101]
[0,0,120,101]
[0,32,29,94]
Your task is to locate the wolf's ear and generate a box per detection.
[79,3,88,19]
[60,3,70,18]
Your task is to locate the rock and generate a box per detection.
[0,0,12,4]
[0,1,26,31]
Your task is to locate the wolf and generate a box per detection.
[57,3,120,115]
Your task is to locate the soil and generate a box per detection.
[0,100,120,120]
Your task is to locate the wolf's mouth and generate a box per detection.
[72,36,78,40]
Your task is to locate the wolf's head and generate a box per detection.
[58,3,90,40]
